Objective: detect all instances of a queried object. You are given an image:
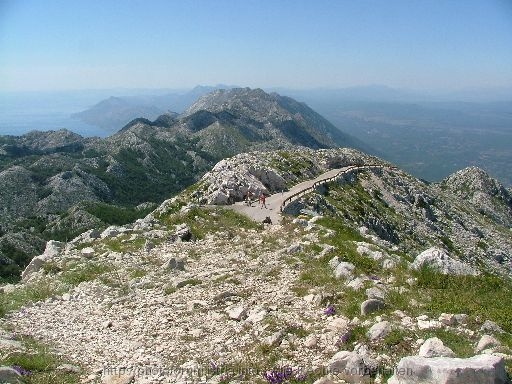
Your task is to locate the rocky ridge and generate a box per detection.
[0,149,511,383]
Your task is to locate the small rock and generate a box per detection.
[334,262,355,279]
[328,256,340,269]
[419,337,455,358]
[304,335,318,348]
[81,247,95,258]
[265,330,285,346]
[285,243,303,254]
[367,321,392,341]
[246,309,267,323]
[476,335,501,353]
[57,364,81,373]
[163,257,185,271]
[438,313,456,326]
[100,226,119,239]
[366,286,387,301]
[410,247,478,276]
[143,239,155,252]
[62,293,71,301]
[226,306,247,321]
[454,314,469,325]
[303,294,316,303]
[328,350,373,381]
[346,276,367,290]
[360,299,386,316]
[417,319,443,330]
[0,367,23,384]
[388,355,508,384]
[313,377,335,384]
[327,317,349,331]
[481,320,504,334]
[102,374,135,384]
[174,223,192,241]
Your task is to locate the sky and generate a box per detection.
[1,0,512,92]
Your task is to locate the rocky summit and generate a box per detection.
[0,148,511,384]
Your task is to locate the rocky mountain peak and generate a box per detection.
[183,87,286,121]
[442,166,512,225]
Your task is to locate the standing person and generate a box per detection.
[261,193,267,209]
[247,190,253,206]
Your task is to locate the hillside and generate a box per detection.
[1,149,511,384]
[0,88,368,281]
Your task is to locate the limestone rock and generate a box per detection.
[100,226,120,239]
[480,320,504,334]
[328,350,373,383]
[475,335,501,354]
[0,366,23,384]
[411,247,478,276]
[21,239,65,281]
[388,354,507,384]
[226,306,247,321]
[419,337,455,358]
[304,335,318,348]
[438,313,456,326]
[334,261,355,280]
[81,247,95,258]
[367,321,392,341]
[102,374,135,384]
[163,257,185,271]
[360,299,386,316]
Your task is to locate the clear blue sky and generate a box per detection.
[1,0,511,91]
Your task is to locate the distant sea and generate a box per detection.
[0,91,116,138]
[0,112,109,138]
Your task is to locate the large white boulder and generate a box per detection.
[410,247,478,276]
[388,354,507,384]
[21,240,65,281]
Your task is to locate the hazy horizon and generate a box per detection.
[1,0,511,92]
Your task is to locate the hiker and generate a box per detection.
[246,190,253,206]
[260,193,267,209]
[263,216,272,224]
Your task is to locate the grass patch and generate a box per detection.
[0,336,81,384]
[413,266,512,332]
[102,235,146,253]
[163,207,262,240]
[176,278,202,288]
[164,285,177,295]
[421,328,474,357]
[0,279,63,318]
[60,262,112,286]
[128,268,147,279]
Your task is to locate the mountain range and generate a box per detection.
[0,88,368,280]
[70,86,512,186]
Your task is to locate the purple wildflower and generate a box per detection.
[324,305,335,316]
[335,329,352,347]
[263,367,294,384]
[11,365,31,376]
